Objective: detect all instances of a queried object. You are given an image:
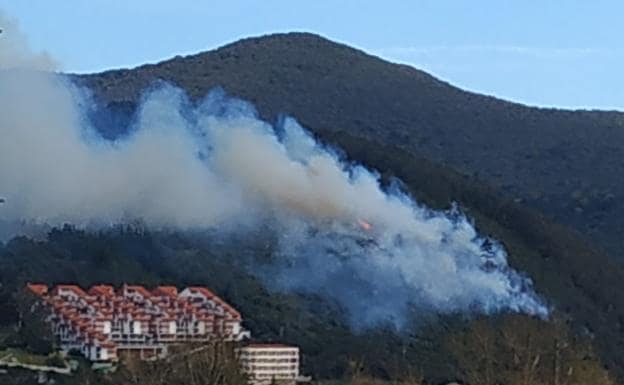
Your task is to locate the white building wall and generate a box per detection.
[102,321,111,334]
[240,346,300,384]
[132,321,142,335]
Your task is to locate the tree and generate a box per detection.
[119,341,248,385]
[448,317,499,385]
[13,288,56,355]
[449,314,615,385]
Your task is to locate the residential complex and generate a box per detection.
[26,283,250,362]
[239,344,301,385]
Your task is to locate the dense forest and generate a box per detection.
[1,135,622,384]
[0,225,616,385]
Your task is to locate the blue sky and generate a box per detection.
[0,0,622,110]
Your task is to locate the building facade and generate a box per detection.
[26,283,250,362]
[239,344,300,385]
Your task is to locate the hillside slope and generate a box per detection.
[77,32,624,260]
[67,33,624,379]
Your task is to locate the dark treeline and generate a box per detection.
[0,225,452,382]
[0,223,616,385]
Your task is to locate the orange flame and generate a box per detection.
[358,219,372,232]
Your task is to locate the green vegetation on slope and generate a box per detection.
[77,32,624,261]
[0,226,616,385]
[1,134,623,383]
[2,32,622,384]
[73,33,624,377]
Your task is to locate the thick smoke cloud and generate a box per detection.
[0,71,548,326]
[0,21,548,326]
[0,11,58,71]
[0,76,243,230]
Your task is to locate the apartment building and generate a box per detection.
[239,344,300,385]
[26,283,250,362]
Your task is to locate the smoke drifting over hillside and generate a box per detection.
[0,72,547,326]
[0,23,548,326]
[0,11,58,71]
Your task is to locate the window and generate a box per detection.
[132,321,142,334]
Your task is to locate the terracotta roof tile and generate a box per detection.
[26,283,49,296]
[89,285,115,297]
[153,285,178,298]
[55,285,88,297]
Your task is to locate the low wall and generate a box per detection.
[0,360,71,375]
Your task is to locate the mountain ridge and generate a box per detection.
[80,32,623,113]
[77,32,624,261]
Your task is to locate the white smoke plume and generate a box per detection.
[0,68,548,326]
[0,11,58,71]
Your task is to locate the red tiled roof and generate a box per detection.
[188,287,241,319]
[153,285,178,298]
[89,285,115,297]
[125,285,152,298]
[56,285,88,297]
[26,283,48,296]
[188,286,217,299]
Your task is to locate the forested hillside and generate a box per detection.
[72,33,624,380]
[2,32,624,384]
[0,224,615,385]
[77,32,624,261]
[1,138,623,383]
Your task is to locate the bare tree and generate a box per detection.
[499,314,545,385]
[119,340,248,385]
[14,288,56,355]
[448,317,500,385]
[449,314,615,385]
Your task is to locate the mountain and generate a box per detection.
[77,32,624,263]
[69,32,624,379]
[0,33,607,384]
